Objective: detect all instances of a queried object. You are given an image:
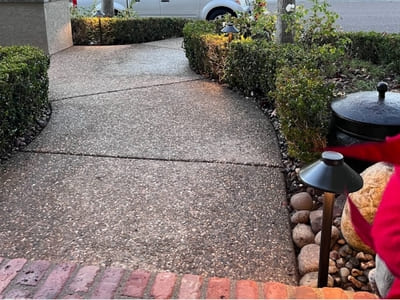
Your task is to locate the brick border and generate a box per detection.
[0,257,378,299]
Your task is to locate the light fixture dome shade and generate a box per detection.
[221,23,239,33]
[299,151,363,194]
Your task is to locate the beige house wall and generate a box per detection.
[0,0,73,55]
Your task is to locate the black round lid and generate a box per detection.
[331,82,400,141]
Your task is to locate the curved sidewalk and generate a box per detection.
[3,38,298,294]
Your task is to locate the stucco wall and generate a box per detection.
[0,0,72,54]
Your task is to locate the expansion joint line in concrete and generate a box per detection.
[20,149,283,169]
[50,78,204,103]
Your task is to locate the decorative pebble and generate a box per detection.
[314,226,340,248]
[349,257,360,268]
[329,259,338,274]
[365,254,374,261]
[361,260,376,270]
[351,268,363,277]
[309,210,323,233]
[356,252,367,261]
[345,286,355,292]
[306,187,315,196]
[334,276,342,285]
[333,217,342,228]
[330,250,340,260]
[339,244,353,257]
[337,238,346,245]
[336,258,345,268]
[348,275,363,288]
[299,271,334,287]
[345,261,353,269]
[292,224,315,248]
[340,267,350,283]
[357,275,368,283]
[290,210,310,224]
[298,244,320,275]
[290,192,313,210]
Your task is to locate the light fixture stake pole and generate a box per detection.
[318,191,335,287]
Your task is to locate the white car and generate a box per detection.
[77,0,252,20]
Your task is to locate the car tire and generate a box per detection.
[207,8,234,20]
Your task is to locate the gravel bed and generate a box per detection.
[253,97,379,293]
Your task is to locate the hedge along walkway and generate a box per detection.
[0,38,377,298]
[0,257,378,299]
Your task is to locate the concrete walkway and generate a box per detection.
[0,39,296,285]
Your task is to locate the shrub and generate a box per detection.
[0,46,49,158]
[225,39,280,98]
[272,66,334,162]
[345,31,400,74]
[71,17,188,45]
[182,21,217,75]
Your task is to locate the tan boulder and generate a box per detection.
[341,162,394,254]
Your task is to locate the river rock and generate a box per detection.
[299,272,334,287]
[293,224,315,248]
[341,162,394,254]
[339,267,350,283]
[375,255,394,297]
[314,226,340,248]
[310,210,323,233]
[348,275,363,288]
[361,260,375,270]
[351,268,363,277]
[329,259,338,274]
[290,192,313,210]
[298,243,320,275]
[291,210,310,224]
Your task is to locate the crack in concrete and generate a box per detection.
[20,149,283,169]
[50,78,204,103]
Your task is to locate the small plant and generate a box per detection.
[217,6,276,41]
[283,0,349,51]
[115,0,136,18]
[70,0,98,17]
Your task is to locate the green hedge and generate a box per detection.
[0,46,49,158]
[72,17,189,45]
[225,40,280,98]
[273,66,334,162]
[182,21,218,75]
[345,31,400,73]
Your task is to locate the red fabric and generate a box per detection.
[326,134,400,165]
[327,134,400,298]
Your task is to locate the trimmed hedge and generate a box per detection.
[72,17,189,45]
[182,21,218,75]
[0,46,49,158]
[273,66,334,162]
[225,40,280,98]
[345,31,400,74]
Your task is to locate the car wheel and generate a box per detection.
[207,8,234,20]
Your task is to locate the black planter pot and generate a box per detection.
[328,82,400,172]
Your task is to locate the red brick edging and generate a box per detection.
[0,257,378,299]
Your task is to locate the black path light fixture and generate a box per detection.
[94,10,105,45]
[299,151,363,287]
[221,22,239,43]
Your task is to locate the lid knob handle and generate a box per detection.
[377,81,388,100]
